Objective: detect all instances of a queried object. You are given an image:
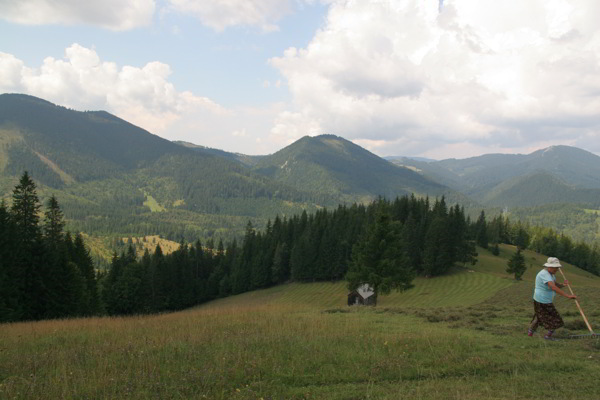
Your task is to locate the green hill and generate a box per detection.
[173,140,263,167]
[253,134,460,204]
[0,94,477,246]
[2,244,599,399]
[0,94,189,184]
[3,93,600,250]
[482,171,600,207]
[206,244,600,310]
[0,94,335,242]
[389,146,600,244]
[391,145,600,203]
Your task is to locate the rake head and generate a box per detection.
[568,333,597,339]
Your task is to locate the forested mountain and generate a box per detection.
[2,93,599,248]
[0,94,459,244]
[482,171,600,207]
[0,94,329,241]
[388,146,600,244]
[390,145,600,205]
[0,94,189,185]
[253,134,454,203]
[173,141,263,167]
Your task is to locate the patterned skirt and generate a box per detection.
[532,300,564,330]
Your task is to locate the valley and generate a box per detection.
[2,94,599,258]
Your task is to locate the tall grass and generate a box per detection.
[2,245,599,399]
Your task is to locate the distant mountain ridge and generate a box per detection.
[2,93,600,246]
[0,94,188,183]
[173,140,263,167]
[0,94,460,242]
[389,145,600,207]
[253,134,452,203]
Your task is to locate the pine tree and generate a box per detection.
[475,210,488,249]
[73,233,100,315]
[11,172,47,319]
[102,252,125,315]
[42,196,72,318]
[271,242,290,284]
[506,248,526,280]
[151,244,167,311]
[12,172,41,244]
[231,222,254,294]
[0,200,21,321]
[290,228,316,281]
[422,214,453,277]
[43,195,65,245]
[346,208,414,295]
[491,243,500,256]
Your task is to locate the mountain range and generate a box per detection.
[388,146,600,208]
[1,93,599,246]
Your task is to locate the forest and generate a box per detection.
[1,173,599,322]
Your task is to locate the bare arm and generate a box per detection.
[548,281,576,299]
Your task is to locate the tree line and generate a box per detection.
[478,212,599,276]
[4,172,598,322]
[101,195,478,315]
[0,172,100,322]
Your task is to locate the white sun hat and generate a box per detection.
[544,257,562,268]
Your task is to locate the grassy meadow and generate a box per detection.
[1,245,600,399]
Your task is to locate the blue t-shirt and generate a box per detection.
[533,269,556,303]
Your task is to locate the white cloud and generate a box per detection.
[270,0,600,157]
[0,52,25,91]
[166,0,293,32]
[0,44,228,135]
[270,110,323,147]
[0,0,155,30]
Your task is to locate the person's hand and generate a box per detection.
[563,280,569,286]
[568,294,577,300]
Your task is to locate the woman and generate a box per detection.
[528,257,577,340]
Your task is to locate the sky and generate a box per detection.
[1,0,600,160]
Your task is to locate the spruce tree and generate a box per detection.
[0,200,21,321]
[151,244,167,311]
[11,172,47,319]
[422,214,453,277]
[475,210,488,249]
[73,234,100,315]
[271,242,290,284]
[506,248,526,280]
[346,208,414,295]
[42,196,72,318]
[43,196,65,245]
[12,172,41,243]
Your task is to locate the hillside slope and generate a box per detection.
[205,244,600,311]
[391,145,600,205]
[2,95,474,244]
[482,171,600,207]
[0,94,331,241]
[253,134,455,203]
[3,244,600,399]
[0,94,190,185]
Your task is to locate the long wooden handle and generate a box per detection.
[559,268,595,334]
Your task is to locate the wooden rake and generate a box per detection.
[558,268,597,339]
